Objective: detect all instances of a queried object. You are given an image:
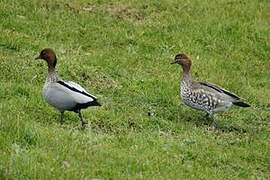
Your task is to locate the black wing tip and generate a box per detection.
[233,101,250,107]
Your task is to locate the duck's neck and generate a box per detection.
[47,67,59,83]
[181,66,192,85]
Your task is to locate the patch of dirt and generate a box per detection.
[81,3,145,22]
[41,2,145,22]
[105,4,144,21]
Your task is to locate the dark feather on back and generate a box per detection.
[199,82,240,100]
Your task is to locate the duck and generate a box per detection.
[171,53,250,126]
[35,48,101,126]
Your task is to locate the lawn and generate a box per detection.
[0,0,269,179]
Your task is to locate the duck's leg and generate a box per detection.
[204,113,210,120]
[207,113,219,130]
[203,113,212,124]
[78,111,88,127]
[60,112,64,124]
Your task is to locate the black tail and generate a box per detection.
[85,100,101,107]
[233,101,250,107]
[91,100,102,106]
[72,100,101,112]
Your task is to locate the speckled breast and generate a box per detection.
[180,82,217,113]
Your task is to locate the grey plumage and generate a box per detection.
[181,79,249,115]
[172,53,250,125]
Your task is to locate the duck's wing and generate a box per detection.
[57,80,98,103]
[198,81,240,100]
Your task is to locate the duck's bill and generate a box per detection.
[171,61,177,64]
[35,56,41,60]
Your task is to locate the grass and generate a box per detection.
[0,0,269,179]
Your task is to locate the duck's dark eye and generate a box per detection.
[41,51,47,58]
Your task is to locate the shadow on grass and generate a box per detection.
[191,114,248,134]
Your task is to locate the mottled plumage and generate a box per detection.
[171,53,250,122]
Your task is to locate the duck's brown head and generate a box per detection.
[35,48,57,68]
[171,53,192,72]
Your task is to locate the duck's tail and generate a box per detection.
[233,101,250,107]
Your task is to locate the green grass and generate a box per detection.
[0,0,270,179]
